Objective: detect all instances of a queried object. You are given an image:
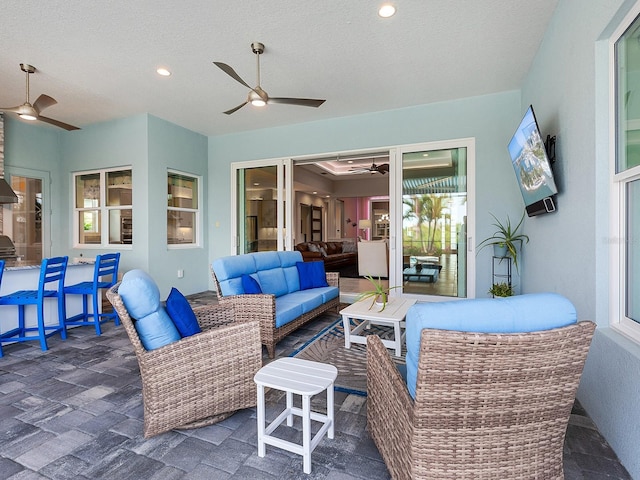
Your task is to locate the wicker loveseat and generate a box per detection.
[367,293,595,480]
[107,283,262,438]
[211,250,340,358]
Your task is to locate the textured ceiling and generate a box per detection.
[0,0,558,137]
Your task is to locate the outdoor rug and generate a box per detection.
[290,317,406,396]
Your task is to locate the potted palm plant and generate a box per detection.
[477,212,529,272]
[356,275,400,311]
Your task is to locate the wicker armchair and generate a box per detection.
[367,321,596,480]
[107,283,262,438]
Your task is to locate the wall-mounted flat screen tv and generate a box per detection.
[507,105,558,217]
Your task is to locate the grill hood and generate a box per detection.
[0,178,18,203]
[0,114,19,204]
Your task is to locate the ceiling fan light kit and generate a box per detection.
[214,41,326,115]
[0,63,80,131]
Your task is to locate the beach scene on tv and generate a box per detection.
[508,108,558,205]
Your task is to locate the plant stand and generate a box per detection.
[492,255,512,297]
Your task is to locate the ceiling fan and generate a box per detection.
[214,42,326,115]
[0,64,80,131]
[350,161,390,175]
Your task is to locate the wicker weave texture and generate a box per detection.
[211,268,340,358]
[367,321,595,480]
[107,283,263,438]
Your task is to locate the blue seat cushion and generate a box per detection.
[165,287,202,337]
[317,286,340,303]
[281,290,325,314]
[405,293,578,399]
[296,261,329,290]
[241,274,262,294]
[274,298,305,328]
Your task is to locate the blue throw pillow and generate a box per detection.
[242,274,262,294]
[296,261,329,290]
[165,287,202,337]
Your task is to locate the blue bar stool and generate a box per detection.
[0,256,69,357]
[64,253,121,335]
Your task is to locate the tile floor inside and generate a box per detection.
[0,291,632,479]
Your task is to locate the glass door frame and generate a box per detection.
[230,158,293,255]
[390,138,476,301]
[3,166,51,260]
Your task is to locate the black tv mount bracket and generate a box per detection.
[545,135,556,164]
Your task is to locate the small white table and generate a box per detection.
[254,357,337,474]
[339,297,417,357]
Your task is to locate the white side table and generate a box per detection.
[254,357,338,474]
[339,297,417,357]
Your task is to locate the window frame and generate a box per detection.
[167,169,202,248]
[72,167,133,249]
[611,2,640,343]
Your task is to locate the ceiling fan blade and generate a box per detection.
[377,164,390,174]
[223,101,248,115]
[33,94,57,114]
[268,97,326,108]
[36,115,80,131]
[213,62,255,90]
[0,105,23,114]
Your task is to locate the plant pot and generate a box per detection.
[493,244,508,258]
[374,294,388,310]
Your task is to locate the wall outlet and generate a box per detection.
[177,269,184,278]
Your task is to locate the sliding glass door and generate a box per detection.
[231,159,293,254]
[392,139,475,299]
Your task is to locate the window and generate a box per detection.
[74,168,132,246]
[614,9,640,340]
[167,170,200,246]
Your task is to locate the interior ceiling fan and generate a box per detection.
[213,42,326,115]
[350,161,390,175]
[0,64,80,131]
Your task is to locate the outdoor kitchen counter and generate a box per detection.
[0,261,97,344]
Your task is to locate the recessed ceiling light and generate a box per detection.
[312,191,318,195]
[378,3,396,18]
[156,67,171,76]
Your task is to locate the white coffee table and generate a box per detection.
[254,357,337,474]
[339,297,417,357]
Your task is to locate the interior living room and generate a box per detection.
[1,1,640,478]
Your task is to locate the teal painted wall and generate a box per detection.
[60,114,150,279]
[208,90,524,296]
[521,0,640,476]
[60,114,209,296]
[147,115,209,295]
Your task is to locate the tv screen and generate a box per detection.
[507,105,558,216]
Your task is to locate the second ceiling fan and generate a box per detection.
[350,161,390,175]
[214,42,326,115]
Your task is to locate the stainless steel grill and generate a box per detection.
[0,235,17,260]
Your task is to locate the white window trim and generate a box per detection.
[72,167,133,249]
[167,169,202,249]
[609,2,640,343]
